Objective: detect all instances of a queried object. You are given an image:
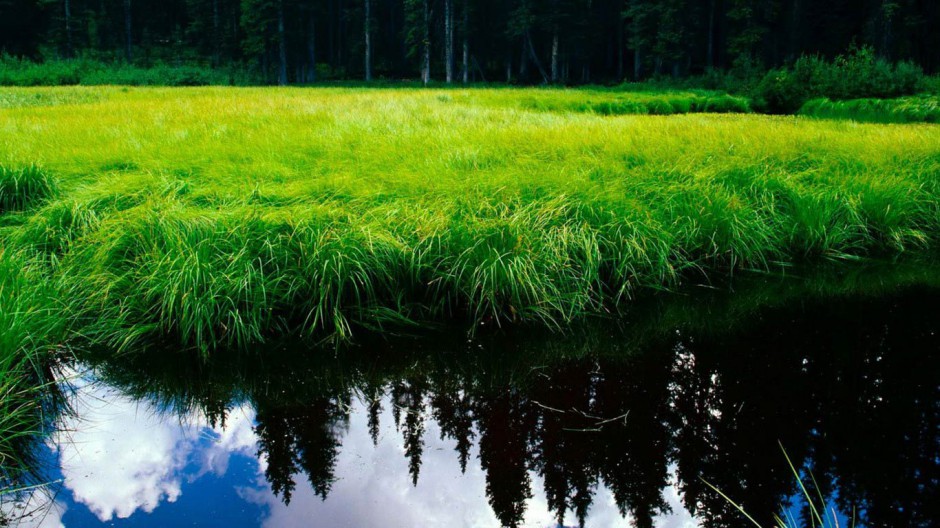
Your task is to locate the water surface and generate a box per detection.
[4,269,939,527]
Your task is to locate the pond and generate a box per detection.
[3,266,939,527]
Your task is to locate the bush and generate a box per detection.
[754,47,926,114]
[703,94,751,114]
[754,68,808,114]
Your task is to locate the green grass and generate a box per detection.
[0,57,258,87]
[0,86,938,356]
[800,95,940,124]
[0,165,57,213]
[0,250,68,490]
[704,444,854,528]
[465,88,751,115]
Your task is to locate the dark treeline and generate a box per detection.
[1,0,939,85]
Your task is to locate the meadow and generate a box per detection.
[0,86,938,354]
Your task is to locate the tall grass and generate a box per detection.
[800,95,940,124]
[0,87,938,354]
[0,250,68,489]
[0,166,57,213]
[704,444,854,528]
[0,57,258,87]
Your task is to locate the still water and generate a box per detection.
[4,270,939,527]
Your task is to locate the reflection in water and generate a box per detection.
[9,275,940,527]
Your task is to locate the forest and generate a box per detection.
[1,0,939,85]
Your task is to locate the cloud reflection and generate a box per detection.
[50,373,257,522]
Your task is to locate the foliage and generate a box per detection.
[754,47,926,113]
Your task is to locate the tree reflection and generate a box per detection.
[83,286,940,527]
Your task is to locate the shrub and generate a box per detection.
[754,68,808,114]
[703,95,751,113]
[754,47,926,114]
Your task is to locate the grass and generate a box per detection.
[0,165,57,214]
[0,86,938,357]
[800,95,940,124]
[0,250,68,491]
[0,57,258,87]
[462,88,751,115]
[704,444,854,528]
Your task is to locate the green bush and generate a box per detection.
[754,47,926,114]
[754,68,808,114]
[703,94,751,113]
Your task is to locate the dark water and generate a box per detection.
[3,269,940,527]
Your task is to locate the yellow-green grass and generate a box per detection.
[0,86,939,355]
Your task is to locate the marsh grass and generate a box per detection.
[801,95,940,124]
[0,87,938,354]
[0,251,69,489]
[704,444,854,528]
[0,166,57,214]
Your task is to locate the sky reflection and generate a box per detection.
[41,375,696,527]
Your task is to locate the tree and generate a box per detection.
[364,0,372,81]
[123,0,132,61]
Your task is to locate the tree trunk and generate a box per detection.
[421,0,430,84]
[551,30,559,83]
[64,0,73,58]
[445,0,454,83]
[633,48,641,81]
[278,1,288,85]
[461,0,469,83]
[526,32,550,84]
[328,0,335,67]
[212,0,220,67]
[707,0,715,69]
[505,53,512,83]
[616,6,624,81]
[307,11,317,83]
[123,0,132,62]
[364,0,372,81]
[788,0,801,61]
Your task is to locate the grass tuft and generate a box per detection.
[0,166,57,214]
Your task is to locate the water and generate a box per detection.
[3,271,939,527]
